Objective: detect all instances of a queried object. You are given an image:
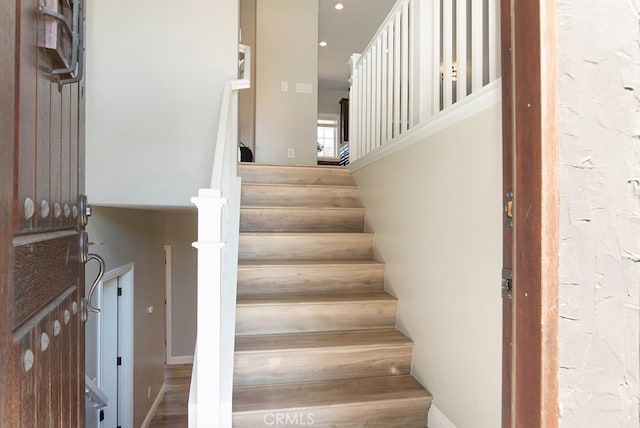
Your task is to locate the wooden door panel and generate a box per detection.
[36,44,52,231]
[13,289,81,427]
[13,232,80,327]
[16,0,38,233]
[16,0,81,235]
[60,84,72,228]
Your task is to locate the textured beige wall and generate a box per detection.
[352,105,503,428]
[85,0,238,207]
[557,1,640,425]
[85,207,166,428]
[255,0,319,165]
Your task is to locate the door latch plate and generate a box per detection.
[502,268,513,301]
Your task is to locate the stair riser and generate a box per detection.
[237,264,385,294]
[234,346,412,386]
[236,302,397,335]
[239,164,352,186]
[232,398,430,428]
[240,208,365,232]
[239,234,373,261]
[241,185,358,208]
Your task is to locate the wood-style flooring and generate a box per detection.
[148,364,191,428]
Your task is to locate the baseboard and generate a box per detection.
[167,355,194,365]
[140,383,167,428]
[428,404,457,428]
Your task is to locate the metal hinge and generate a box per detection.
[117,287,122,296]
[502,268,513,301]
[504,191,514,228]
[117,356,122,366]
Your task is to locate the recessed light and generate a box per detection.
[319,41,328,47]
[334,2,344,10]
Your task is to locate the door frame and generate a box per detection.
[501,0,559,426]
[94,263,135,428]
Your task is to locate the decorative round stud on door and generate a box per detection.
[53,202,62,219]
[40,332,50,352]
[64,203,71,218]
[53,320,62,336]
[63,309,71,324]
[24,198,35,220]
[23,349,34,372]
[40,200,50,219]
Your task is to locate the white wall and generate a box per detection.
[164,210,198,359]
[85,207,166,428]
[239,0,257,153]
[557,1,640,425]
[318,89,348,115]
[255,0,319,165]
[352,105,503,428]
[85,0,239,207]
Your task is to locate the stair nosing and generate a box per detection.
[235,342,413,354]
[232,375,431,413]
[241,182,358,190]
[239,162,349,170]
[241,206,365,211]
[232,395,430,416]
[235,329,413,354]
[237,259,384,267]
[239,232,374,236]
[236,291,397,306]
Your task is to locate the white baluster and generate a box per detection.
[471,0,484,91]
[456,0,468,102]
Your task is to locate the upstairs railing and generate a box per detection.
[188,44,250,428]
[349,0,500,163]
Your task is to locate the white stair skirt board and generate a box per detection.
[141,383,167,428]
[428,404,457,428]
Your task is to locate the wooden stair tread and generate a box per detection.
[232,375,431,413]
[235,328,412,353]
[240,162,348,170]
[237,291,396,306]
[238,259,383,267]
[242,182,357,190]
[240,232,373,237]
[241,206,365,211]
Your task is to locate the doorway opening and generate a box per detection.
[87,263,134,428]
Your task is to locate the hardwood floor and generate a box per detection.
[148,364,191,428]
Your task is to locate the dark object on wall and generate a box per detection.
[339,98,349,145]
[239,142,254,162]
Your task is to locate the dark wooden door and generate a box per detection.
[1,0,87,426]
[500,0,514,424]
[501,0,559,427]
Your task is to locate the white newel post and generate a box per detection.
[191,189,227,427]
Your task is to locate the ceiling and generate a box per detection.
[318,0,397,91]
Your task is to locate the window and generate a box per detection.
[317,116,339,158]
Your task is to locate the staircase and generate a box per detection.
[232,163,432,427]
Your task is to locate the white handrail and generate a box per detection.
[189,44,251,428]
[84,375,109,408]
[349,0,501,163]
